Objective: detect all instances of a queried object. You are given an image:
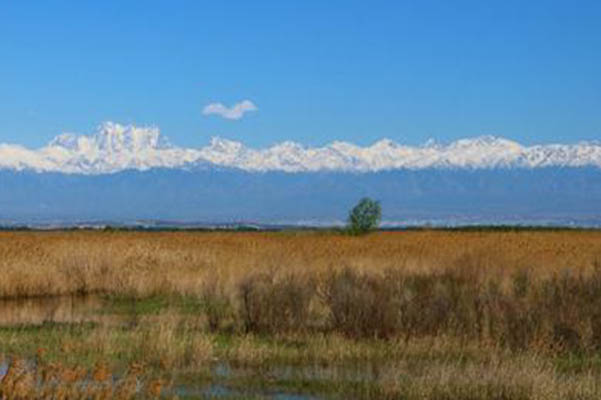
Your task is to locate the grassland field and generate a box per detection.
[1,229,601,399]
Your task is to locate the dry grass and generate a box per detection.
[1,230,600,298]
[2,230,601,398]
[2,230,601,346]
[5,332,601,399]
[0,354,174,399]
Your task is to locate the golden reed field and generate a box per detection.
[2,229,601,399]
[1,229,600,299]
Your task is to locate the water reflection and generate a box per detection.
[176,381,323,400]
[0,297,376,399]
[0,296,103,326]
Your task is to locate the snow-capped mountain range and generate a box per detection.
[1,122,600,174]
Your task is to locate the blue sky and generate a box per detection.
[1,0,600,148]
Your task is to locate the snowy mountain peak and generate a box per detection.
[423,138,442,148]
[450,135,521,149]
[48,123,169,154]
[91,122,168,152]
[0,122,600,174]
[49,133,79,150]
[372,138,398,149]
[207,137,245,154]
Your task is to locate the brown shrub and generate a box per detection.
[238,271,316,334]
[321,268,403,339]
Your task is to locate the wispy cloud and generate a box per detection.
[202,100,258,120]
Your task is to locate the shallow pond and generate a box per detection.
[0,296,381,399]
[0,295,105,326]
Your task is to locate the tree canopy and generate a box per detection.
[347,197,381,235]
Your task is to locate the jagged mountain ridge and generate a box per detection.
[1,122,600,174]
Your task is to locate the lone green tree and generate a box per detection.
[347,197,382,235]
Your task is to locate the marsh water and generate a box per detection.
[0,295,380,399]
[0,295,104,326]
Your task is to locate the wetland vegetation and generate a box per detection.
[1,230,601,399]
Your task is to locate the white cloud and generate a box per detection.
[202,100,258,120]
